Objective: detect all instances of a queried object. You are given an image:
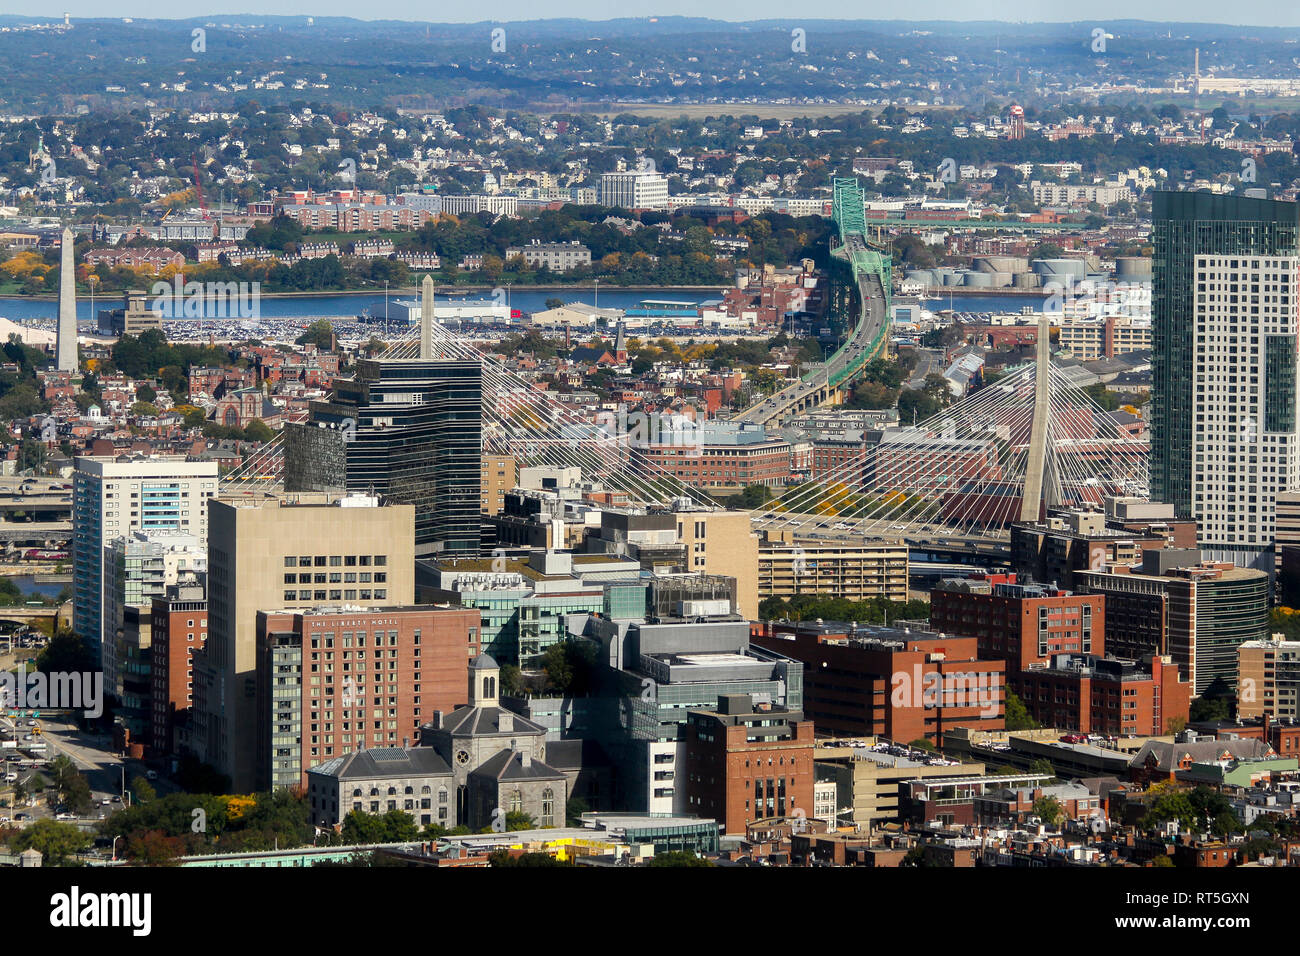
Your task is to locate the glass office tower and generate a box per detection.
[1152,190,1300,572]
[285,358,483,556]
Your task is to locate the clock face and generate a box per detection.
[456,749,470,766]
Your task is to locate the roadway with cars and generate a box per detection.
[734,246,889,426]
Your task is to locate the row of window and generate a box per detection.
[284,589,387,602]
[284,554,388,568]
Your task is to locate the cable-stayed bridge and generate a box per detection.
[219,276,1148,553]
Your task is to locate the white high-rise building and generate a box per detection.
[1192,254,1300,570]
[599,170,670,211]
[72,456,219,667]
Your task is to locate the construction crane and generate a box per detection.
[192,154,208,219]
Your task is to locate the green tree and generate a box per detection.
[1004,691,1039,731]
[49,755,93,814]
[499,664,523,697]
[37,631,97,674]
[17,439,47,473]
[242,419,275,442]
[131,775,157,803]
[506,811,535,831]
[11,818,90,865]
[1032,795,1065,827]
[295,318,336,350]
[732,484,776,509]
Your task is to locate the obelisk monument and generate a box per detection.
[56,226,77,372]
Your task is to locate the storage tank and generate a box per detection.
[963,272,994,288]
[989,271,1013,288]
[1012,272,1042,289]
[973,255,1029,275]
[1033,258,1088,279]
[1114,257,1153,279]
[941,271,965,286]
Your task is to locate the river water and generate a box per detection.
[0,291,1045,323]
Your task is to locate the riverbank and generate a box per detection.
[11,284,730,302]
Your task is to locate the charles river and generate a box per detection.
[0,290,1045,325]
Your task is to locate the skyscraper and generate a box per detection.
[56,226,78,372]
[72,455,219,666]
[1152,191,1300,571]
[284,357,483,556]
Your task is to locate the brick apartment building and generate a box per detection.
[149,582,208,756]
[929,573,1105,671]
[1015,653,1191,737]
[750,621,1005,744]
[682,694,815,835]
[639,436,793,489]
[254,604,481,789]
[481,454,518,517]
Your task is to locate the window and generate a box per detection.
[508,789,522,813]
[541,788,555,828]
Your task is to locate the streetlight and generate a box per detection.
[111,835,123,862]
[594,278,599,309]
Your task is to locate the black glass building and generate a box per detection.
[285,357,483,556]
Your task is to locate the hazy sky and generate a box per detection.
[9,3,1300,27]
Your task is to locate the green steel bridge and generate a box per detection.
[734,176,892,425]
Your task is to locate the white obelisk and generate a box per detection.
[420,274,434,360]
[56,226,78,372]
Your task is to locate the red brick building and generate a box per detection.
[639,436,792,489]
[811,436,867,486]
[751,621,1005,744]
[929,573,1105,671]
[255,605,481,787]
[1015,653,1191,737]
[149,582,208,756]
[682,694,815,835]
[873,433,999,495]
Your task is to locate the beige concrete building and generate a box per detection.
[480,454,517,517]
[1057,315,1151,361]
[758,539,909,604]
[195,491,415,791]
[674,510,759,620]
[815,738,985,828]
[1238,637,1300,720]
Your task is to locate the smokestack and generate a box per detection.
[420,274,434,360]
[56,227,77,372]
